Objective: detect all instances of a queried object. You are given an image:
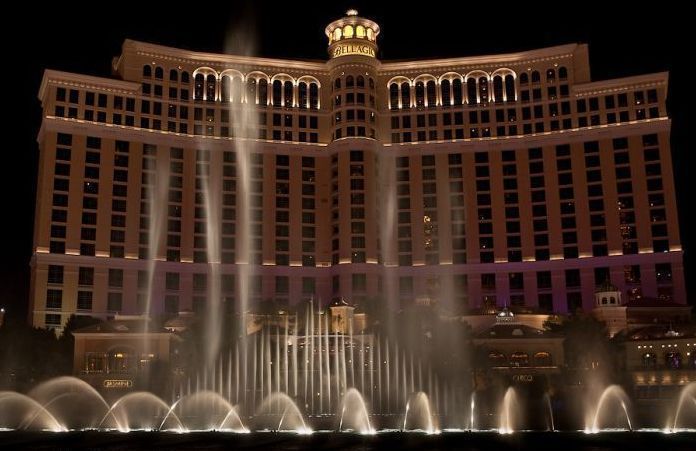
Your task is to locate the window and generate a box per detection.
[77,291,93,310]
[46,289,62,309]
[47,265,64,284]
[109,268,123,287]
[78,267,94,285]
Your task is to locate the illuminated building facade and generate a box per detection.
[31,10,685,331]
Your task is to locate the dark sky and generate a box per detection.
[2,2,693,320]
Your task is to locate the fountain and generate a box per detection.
[543,392,556,432]
[99,392,184,432]
[26,376,111,430]
[162,390,246,432]
[469,392,476,431]
[498,387,520,434]
[338,388,374,434]
[142,158,169,357]
[671,382,696,430]
[586,385,633,433]
[403,392,437,433]
[0,392,65,431]
[254,392,311,433]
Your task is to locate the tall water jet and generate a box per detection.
[27,376,111,430]
[197,150,223,368]
[498,387,519,434]
[377,151,398,335]
[227,57,259,360]
[0,392,65,431]
[338,388,375,434]
[255,392,311,434]
[403,392,437,433]
[469,392,476,430]
[586,385,633,432]
[672,382,696,430]
[143,154,169,354]
[543,392,555,432]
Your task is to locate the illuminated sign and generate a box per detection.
[512,375,534,382]
[332,44,375,58]
[103,379,133,388]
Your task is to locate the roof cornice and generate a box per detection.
[38,69,139,102]
[378,43,582,73]
[573,72,669,96]
[123,39,328,73]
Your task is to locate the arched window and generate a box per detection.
[357,75,365,87]
[609,296,616,304]
[641,352,657,369]
[452,79,463,105]
[441,79,451,106]
[389,83,399,109]
[272,80,283,106]
[231,77,242,103]
[467,78,477,105]
[534,351,552,366]
[333,28,342,42]
[247,78,257,104]
[519,72,528,85]
[493,75,504,103]
[283,81,293,107]
[169,69,178,82]
[298,82,308,109]
[194,73,204,100]
[143,65,152,77]
[221,77,231,102]
[369,78,375,90]
[504,75,516,101]
[531,71,540,83]
[181,71,190,83]
[343,25,354,38]
[206,74,216,101]
[665,351,682,369]
[602,297,608,305]
[426,80,437,107]
[346,75,354,88]
[356,25,365,38]
[154,67,163,80]
[489,351,506,367]
[415,81,425,108]
[334,77,341,90]
[547,68,556,82]
[558,67,568,80]
[478,77,488,104]
[401,82,411,109]
[258,79,268,105]
[510,352,529,367]
[309,83,319,109]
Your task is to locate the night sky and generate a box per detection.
[2,2,692,320]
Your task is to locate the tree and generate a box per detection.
[0,317,63,391]
[544,314,622,380]
[57,314,102,374]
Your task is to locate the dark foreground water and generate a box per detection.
[0,431,694,451]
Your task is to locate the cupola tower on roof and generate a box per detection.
[325,10,380,59]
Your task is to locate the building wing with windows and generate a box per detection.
[32,10,685,332]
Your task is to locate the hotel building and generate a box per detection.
[31,10,685,331]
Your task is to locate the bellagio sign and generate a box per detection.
[332,44,376,58]
[103,379,133,388]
